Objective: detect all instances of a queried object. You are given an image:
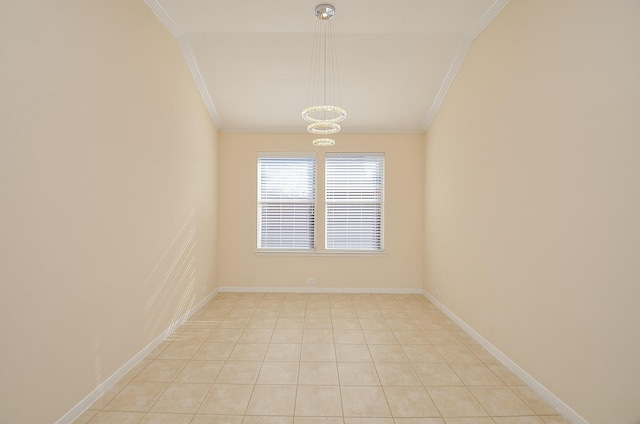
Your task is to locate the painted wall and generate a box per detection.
[423,1,640,423]
[0,2,218,423]
[218,133,424,291]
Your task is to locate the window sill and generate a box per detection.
[255,250,387,257]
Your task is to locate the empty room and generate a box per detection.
[1,1,638,423]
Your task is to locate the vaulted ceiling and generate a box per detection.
[144,0,509,134]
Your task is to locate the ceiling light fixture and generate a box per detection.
[303,4,345,147]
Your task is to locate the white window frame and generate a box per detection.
[325,153,385,252]
[257,153,317,251]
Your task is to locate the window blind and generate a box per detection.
[258,156,316,249]
[326,153,384,250]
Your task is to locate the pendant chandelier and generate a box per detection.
[303,4,345,147]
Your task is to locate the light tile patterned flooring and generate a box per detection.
[74,293,571,424]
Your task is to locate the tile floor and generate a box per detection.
[74,293,572,424]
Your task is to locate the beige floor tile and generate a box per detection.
[355,309,384,319]
[298,361,339,385]
[294,417,344,424]
[215,361,262,384]
[510,386,558,415]
[468,346,499,363]
[193,343,235,361]
[358,318,389,329]
[265,344,302,361]
[331,317,361,329]
[271,329,303,343]
[331,308,357,318]
[493,417,545,424]
[122,359,152,382]
[434,345,480,363]
[229,343,268,361]
[150,383,210,413]
[345,419,395,424]
[88,380,128,410]
[243,417,294,424]
[104,381,168,412]
[247,317,278,329]
[257,361,299,384]
[132,359,188,383]
[301,343,336,361]
[413,319,448,332]
[85,411,145,423]
[305,316,333,329]
[156,341,203,360]
[239,329,274,343]
[276,317,305,329]
[469,387,534,416]
[363,329,398,344]
[72,409,97,423]
[217,317,250,329]
[451,331,479,346]
[486,363,524,386]
[368,345,409,362]
[375,362,422,386]
[191,415,243,424]
[279,308,306,318]
[175,360,224,383]
[394,419,445,424]
[402,345,445,363]
[295,385,343,416]
[246,385,297,416]
[340,386,391,417]
[443,419,494,424]
[384,386,440,417]
[140,414,196,424]
[413,363,464,386]
[335,344,372,362]
[303,329,334,344]
[207,329,244,343]
[426,387,487,417]
[424,331,464,346]
[385,319,418,330]
[393,330,430,344]
[198,384,253,415]
[337,362,380,385]
[333,329,366,344]
[540,416,573,424]
[449,362,503,386]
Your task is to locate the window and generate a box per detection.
[325,153,384,251]
[257,155,316,250]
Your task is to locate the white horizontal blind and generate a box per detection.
[326,153,384,250]
[258,156,316,250]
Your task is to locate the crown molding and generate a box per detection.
[468,0,511,38]
[176,35,223,129]
[421,35,473,131]
[144,0,222,129]
[144,0,183,37]
[421,0,510,132]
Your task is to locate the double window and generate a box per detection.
[257,153,384,252]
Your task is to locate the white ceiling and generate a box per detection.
[145,0,509,134]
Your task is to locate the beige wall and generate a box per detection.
[218,133,424,290]
[424,1,640,423]
[0,2,218,423]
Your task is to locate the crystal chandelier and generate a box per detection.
[303,4,345,147]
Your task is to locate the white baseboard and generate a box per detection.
[421,291,589,424]
[217,286,423,294]
[55,289,218,424]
